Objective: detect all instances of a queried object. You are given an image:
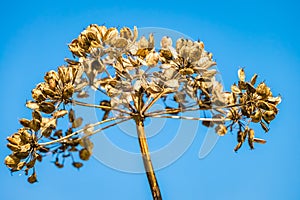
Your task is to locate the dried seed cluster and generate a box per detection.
[5,24,281,183]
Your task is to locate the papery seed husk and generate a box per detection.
[39,102,55,114]
[19,118,31,128]
[250,74,258,85]
[72,162,83,169]
[27,172,38,184]
[238,68,246,82]
[69,109,75,123]
[79,148,91,161]
[262,110,276,122]
[7,143,20,151]
[26,101,40,110]
[72,117,83,128]
[30,119,41,132]
[53,110,68,119]
[253,138,266,144]
[32,110,42,122]
[248,129,255,149]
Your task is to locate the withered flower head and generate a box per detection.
[5,24,281,185]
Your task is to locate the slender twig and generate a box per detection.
[141,88,173,114]
[148,115,229,122]
[72,100,132,115]
[82,117,132,138]
[39,117,121,146]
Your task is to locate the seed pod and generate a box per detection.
[26,158,37,169]
[7,143,20,151]
[253,138,266,144]
[41,126,53,138]
[63,83,74,100]
[120,27,132,39]
[7,134,21,145]
[53,110,68,119]
[248,129,255,149]
[72,162,83,169]
[238,68,245,82]
[262,110,276,122]
[160,36,172,49]
[246,82,256,93]
[231,83,241,94]
[26,101,40,110]
[69,109,75,123]
[30,119,41,132]
[251,110,262,123]
[5,154,20,169]
[32,88,46,102]
[103,27,118,44]
[27,172,38,184]
[215,124,227,136]
[39,102,55,114]
[234,142,242,152]
[250,74,258,85]
[79,148,91,161]
[256,82,272,97]
[72,117,83,128]
[32,110,42,122]
[53,130,63,137]
[19,118,31,128]
[267,96,281,106]
[257,101,271,111]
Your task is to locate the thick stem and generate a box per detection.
[135,117,162,200]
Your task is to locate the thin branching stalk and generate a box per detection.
[148,115,229,122]
[40,117,128,146]
[72,100,132,115]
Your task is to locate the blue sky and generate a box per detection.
[0,0,300,199]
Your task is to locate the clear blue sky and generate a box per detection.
[0,0,299,199]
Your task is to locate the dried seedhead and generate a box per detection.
[5,24,281,183]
